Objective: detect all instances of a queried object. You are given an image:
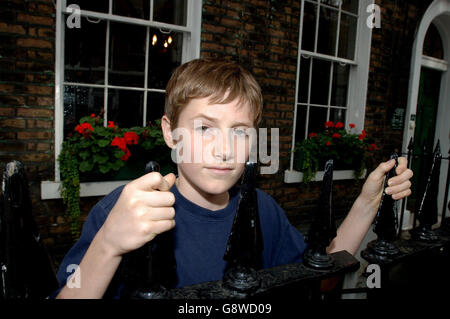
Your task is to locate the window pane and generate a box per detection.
[423,23,444,59]
[297,56,311,103]
[146,92,165,124]
[67,0,109,13]
[295,105,307,142]
[331,62,349,107]
[338,13,357,60]
[109,22,146,87]
[148,28,183,89]
[113,0,150,20]
[329,108,346,124]
[301,1,317,52]
[310,58,331,105]
[65,17,106,84]
[108,89,144,127]
[341,0,358,14]
[317,7,338,56]
[63,85,104,137]
[153,0,187,26]
[308,106,328,135]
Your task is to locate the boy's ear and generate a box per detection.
[161,115,175,149]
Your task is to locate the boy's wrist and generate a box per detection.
[94,226,123,260]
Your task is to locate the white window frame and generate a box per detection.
[41,0,202,199]
[285,0,373,183]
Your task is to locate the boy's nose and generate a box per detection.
[214,130,234,162]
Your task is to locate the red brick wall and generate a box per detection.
[0,0,440,267]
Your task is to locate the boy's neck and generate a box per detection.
[175,177,230,211]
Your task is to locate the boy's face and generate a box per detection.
[164,96,254,196]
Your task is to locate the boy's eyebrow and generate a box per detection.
[191,113,252,127]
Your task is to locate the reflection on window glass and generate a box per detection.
[308,106,328,136]
[113,0,149,20]
[65,17,106,84]
[310,58,331,105]
[297,56,311,103]
[301,1,317,52]
[67,0,109,12]
[148,28,183,89]
[331,62,349,107]
[108,89,144,128]
[63,86,104,136]
[153,0,187,26]
[109,22,146,87]
[317,7,338,56]
[338,13,357,60]
[146,92,165,123]
[329,108,346,124]
[341,0,358,14]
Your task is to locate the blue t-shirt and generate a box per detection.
[52,183,306,297]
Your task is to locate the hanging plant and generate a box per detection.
[294,121,377,184]
[58,114,169,240]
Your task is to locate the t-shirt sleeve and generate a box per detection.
[257,189,307,268]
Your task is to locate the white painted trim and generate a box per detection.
[284,169,366,184]
[422,55,448,71]
[290,0,373,173]
[41,180,130,200]
[49,0,202,199]
[403,0,450,227]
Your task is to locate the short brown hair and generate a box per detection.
[164,58,263,128]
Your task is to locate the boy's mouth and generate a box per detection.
[205,166,234,175]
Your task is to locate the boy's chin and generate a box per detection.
[197,178,239,196]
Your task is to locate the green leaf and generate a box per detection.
[93,154,108,164]
[97,139,110,147]
[79,150,91,160]
[79,160,94,172]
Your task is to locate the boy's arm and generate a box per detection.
[327,157,413,255]
[56,227,122,299]
[56,172,177,299]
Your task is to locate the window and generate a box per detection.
[42,0,201,198]
[286,0,373,182]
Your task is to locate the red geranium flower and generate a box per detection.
[335,122,344,129]
[90,113,95,118]
[108,121,116,128]
[124,132,139,145]
[324,121,334,128]
[111,137,127,151]
[325,141,332,146]
[368,143,377,151]
[75,122,94,134]
[308,132,318,138]
[349,123,356,128]
[358,129,366,140]
[121,148,131,161]
[332,133,341,139]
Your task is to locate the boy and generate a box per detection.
[54,59,413,299]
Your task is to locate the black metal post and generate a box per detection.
[0,161,59,299]
[222,161,263,297]
[440,148,450,231]
[303,159,336,269]
[398,137,413,237]
[361,154,400,262]
[120,161,176,299]
[410,141,442,242]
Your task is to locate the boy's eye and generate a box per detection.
[233,128,248,137]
